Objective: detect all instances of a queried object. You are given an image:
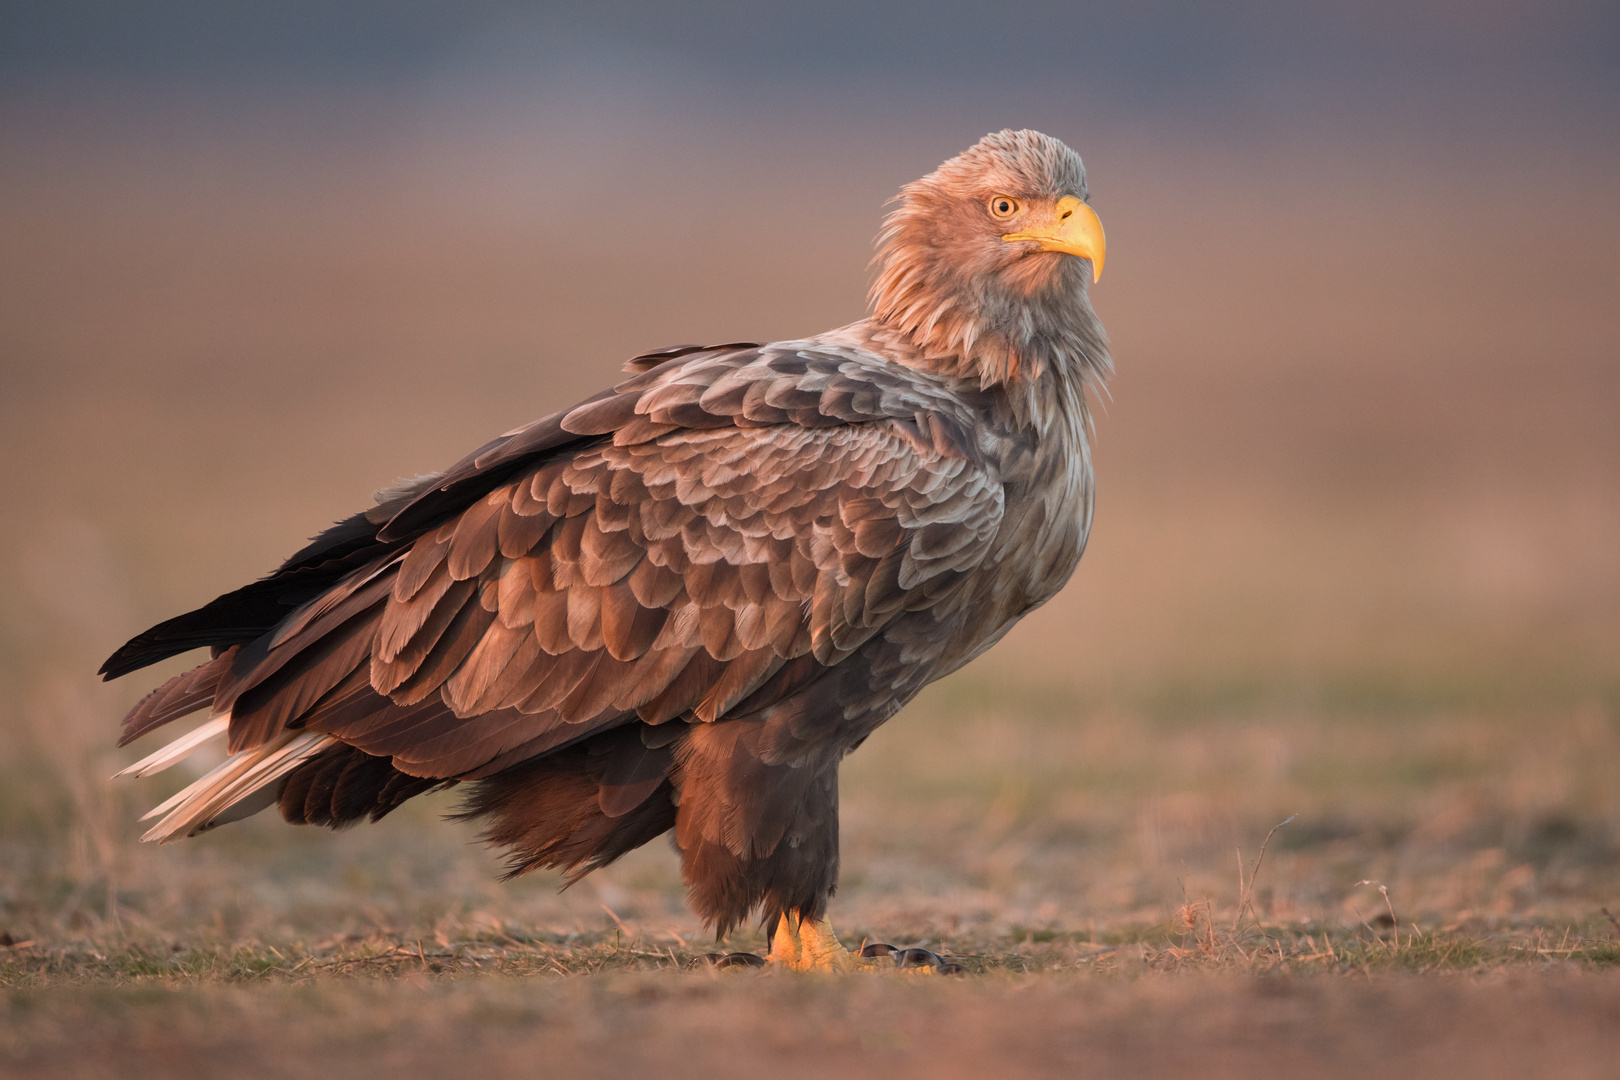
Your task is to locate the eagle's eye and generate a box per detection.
[988,195,1021,220]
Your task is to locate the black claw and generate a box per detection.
[861,942,963,972]
[895,947,942,969]
[703,951,766,968]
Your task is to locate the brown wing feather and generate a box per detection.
[116,650,236,747]
[123,344,1007,798]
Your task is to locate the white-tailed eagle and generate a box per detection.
[103,129,1109,971]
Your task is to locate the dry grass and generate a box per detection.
[5,677,1619,1078]
[3,911,1619,987]
[1,99,1618,1077]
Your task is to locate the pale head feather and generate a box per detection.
[869,129,1111,401]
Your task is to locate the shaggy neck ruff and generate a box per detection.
[866,180,1111,433]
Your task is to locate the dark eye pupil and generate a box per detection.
[997,200,1010,213]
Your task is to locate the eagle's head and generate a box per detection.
[870,129,1108,392]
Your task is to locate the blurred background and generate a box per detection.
[1,2,1617,947]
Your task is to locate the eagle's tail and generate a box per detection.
[125,719,339,842]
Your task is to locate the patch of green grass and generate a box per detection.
[1324,929,1491,972]
[1575,942,1620,965]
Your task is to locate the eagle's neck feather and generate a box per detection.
[865,211,1110,433]
[858,297,1108,437]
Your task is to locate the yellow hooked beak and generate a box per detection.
[1001,195,1106,282]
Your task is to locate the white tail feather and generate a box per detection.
[139,729,337,843]
[139,749,237,822]
[194,781,286,832]
[113,715,231,779]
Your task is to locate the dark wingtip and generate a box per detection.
[99,640,152,681]
[98,624,207,680]
[97,616,258,681]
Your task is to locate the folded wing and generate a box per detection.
[108,343,1007,840]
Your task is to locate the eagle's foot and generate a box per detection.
[769,912,890,972]
[768,913,964,973]
[859,942,967,974]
